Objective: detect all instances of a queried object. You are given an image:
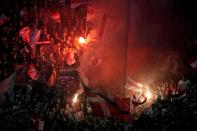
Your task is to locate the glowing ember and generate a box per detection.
[78,37,87,45]
[73,94,78,103]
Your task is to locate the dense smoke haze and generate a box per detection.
[81,0,192,97]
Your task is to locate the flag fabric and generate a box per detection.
[131,94,147,107]
[115,98,131,121]
[71,0,87,9]
[81,80,130,119]
[29,29,41,50]
[125,76,144,94]
[48,68,57,87]
[115,98,130,113]
[19,26,31,43]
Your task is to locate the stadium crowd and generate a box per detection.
[0,0,86,81]
[0,0,197,131]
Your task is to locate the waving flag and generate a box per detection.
[19,26,41,49]
[29,29,41,50]
[71,0,87,9]
[81,80,130,119]
[125,76,144,94]
[19,26,31,43]
[115,98,131,121]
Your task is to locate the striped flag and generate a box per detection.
[81,80,130,119]
[115,98,131,121]
[19,27,41,50]
[125,76,144,94]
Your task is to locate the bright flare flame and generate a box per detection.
[78,37,87,45]
[73,94,78,103]
[145,90,152,100]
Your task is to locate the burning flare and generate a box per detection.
[73,93,78,103]
[145,90,152,100]
[78,37,87,45]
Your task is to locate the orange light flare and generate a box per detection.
[145,89,152,100]
[78,37,87,46]
[73,93,78,104]
[143,85,157,105]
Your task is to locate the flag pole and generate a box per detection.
[85,1,88,38]
[124,0,131,97]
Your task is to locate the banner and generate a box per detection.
[81,80,130,119]
[125,76,144,94]
[58,68,79,90]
